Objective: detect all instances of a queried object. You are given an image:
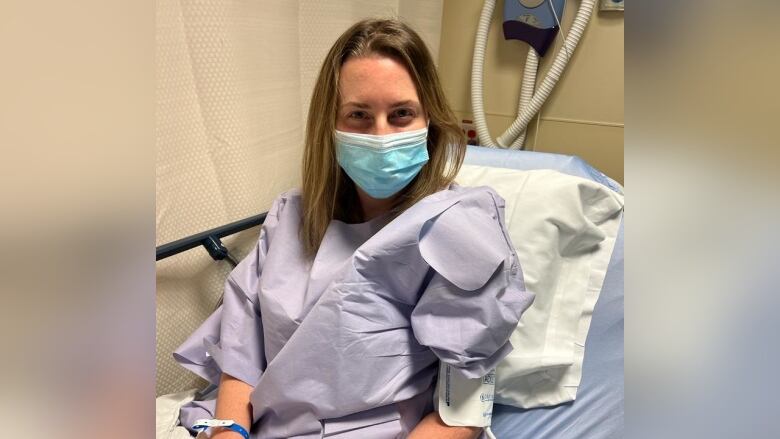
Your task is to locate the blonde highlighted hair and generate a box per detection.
[300,18,466,258]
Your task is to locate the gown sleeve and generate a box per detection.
[172,194,287,387]
[411,188,535,379]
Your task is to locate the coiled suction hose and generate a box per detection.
[511,48,538,148]
[471,0,596,148]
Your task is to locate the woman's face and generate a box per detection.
[336,55,427,135]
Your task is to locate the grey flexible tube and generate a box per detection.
[510,48,538,149]
[470,0,498,147]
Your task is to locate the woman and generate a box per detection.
[175,18,533,439]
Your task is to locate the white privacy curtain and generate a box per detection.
[156,0,443,396]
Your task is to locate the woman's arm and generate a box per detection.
[211,372,253,439]
[408,411,482,439]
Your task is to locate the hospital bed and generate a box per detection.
[462,146,624,439]
[156,145,624,438]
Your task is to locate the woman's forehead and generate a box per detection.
[338,55,420,106]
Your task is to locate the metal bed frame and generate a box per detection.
[155,212,267,267]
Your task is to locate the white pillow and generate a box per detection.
[455,165,624,408]
[156,389,197,439]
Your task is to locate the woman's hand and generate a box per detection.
[408,411,483,439]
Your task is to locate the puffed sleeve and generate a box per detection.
[172,194,286,387]
[411,188,535,379]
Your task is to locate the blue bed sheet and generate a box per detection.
[464,146,624,439]
[464,145,623,194]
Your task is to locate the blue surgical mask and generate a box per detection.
[335,126,429,199]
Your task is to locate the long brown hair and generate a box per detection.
[300,18,466,259]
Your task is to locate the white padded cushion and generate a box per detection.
[455,165,624,408]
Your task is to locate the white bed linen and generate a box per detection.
[456,166,624,408]
[157,389,198,439]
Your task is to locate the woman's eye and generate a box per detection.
[348,111,369,120]
[392,108,415,120]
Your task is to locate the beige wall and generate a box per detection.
[438,0,624,184]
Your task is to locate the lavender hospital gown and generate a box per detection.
[174,183,534,438]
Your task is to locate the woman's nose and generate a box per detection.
[370,117,393,136]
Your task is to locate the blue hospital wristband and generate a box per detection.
[192,418,250,439]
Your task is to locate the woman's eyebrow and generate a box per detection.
[340,101,371,109]
[340,100,420,109]
[390,100,419,108]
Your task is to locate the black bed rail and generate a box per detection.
[155,212,267,265]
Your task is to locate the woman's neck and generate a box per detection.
[356,187,396,221]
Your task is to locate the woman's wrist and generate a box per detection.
[210,426,248,438]
[192,418,250,439]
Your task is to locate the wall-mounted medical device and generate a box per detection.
[503,0,566,57]
[599,0,624,12]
